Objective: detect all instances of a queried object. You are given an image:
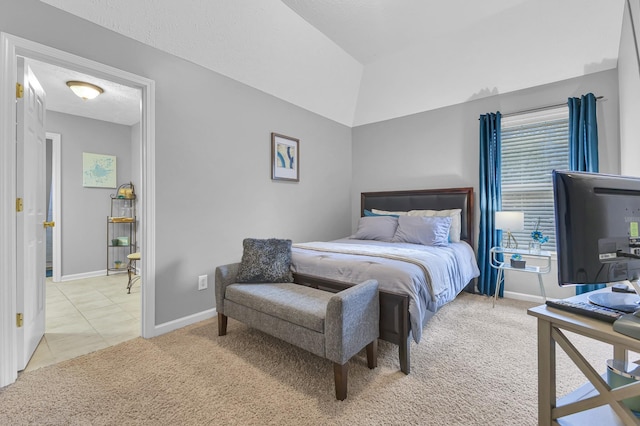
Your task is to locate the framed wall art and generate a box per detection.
[82,152,117,188]
[271,133,299,182]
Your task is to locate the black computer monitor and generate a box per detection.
[553,170,640,311]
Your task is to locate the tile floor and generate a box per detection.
[23,273,141,372]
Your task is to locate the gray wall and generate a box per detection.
[131,122,142,253]
[46,111,133,276]
[1,0,352,325]
[619,0,640,177]
[352,69,620,300]
[3,0,625,316]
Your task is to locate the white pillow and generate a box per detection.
[392,216,452,246]
[371,208,408,216]
[407,209,462,242]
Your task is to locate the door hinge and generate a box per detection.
[16,82,23,99]
[16,198,23,212]
[16,313,23,328]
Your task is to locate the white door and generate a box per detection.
[16,57,47,371]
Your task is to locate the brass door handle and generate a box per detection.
[43,221,55,228]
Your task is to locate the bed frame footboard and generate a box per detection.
[293,273,411,374]
[378,290,410,374]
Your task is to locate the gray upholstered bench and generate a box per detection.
[215,262,379,400]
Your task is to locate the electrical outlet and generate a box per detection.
[198,275,208,291]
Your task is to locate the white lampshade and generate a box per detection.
[66,81,104,100]
[495,211,524,232]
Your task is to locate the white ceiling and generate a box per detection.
[282,0,530,64]
[28,59,141,126]
[39,0,626,127]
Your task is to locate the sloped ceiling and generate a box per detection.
[40,0,625,127]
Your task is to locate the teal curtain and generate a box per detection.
[478,112,502,297]
[569,93,599,173]
[569,93,603,295]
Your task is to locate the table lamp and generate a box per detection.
[495,211,524,249]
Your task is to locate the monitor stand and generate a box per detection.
[609,280,640,339]
[588,280,640,313]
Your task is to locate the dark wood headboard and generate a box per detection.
[360,187,475,248]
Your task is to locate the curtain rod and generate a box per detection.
[501,95,603,118]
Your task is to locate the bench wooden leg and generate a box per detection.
[366,339,378,369]
[218,313,228,336]
[333,362,348,401]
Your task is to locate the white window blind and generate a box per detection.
[501,106,569,250]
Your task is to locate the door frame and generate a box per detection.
[0,32,157,387]
[46,132,61,283]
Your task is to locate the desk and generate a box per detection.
[528,288,640,425]
[490,246,551,307]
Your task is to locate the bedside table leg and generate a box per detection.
[493,269,503,308]
[537,273,546,302]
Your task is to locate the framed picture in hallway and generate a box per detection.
[271,133,299,182]
[82,152,117,188]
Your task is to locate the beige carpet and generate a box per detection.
[0,293,616,425]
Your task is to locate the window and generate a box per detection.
[501,106,569,250]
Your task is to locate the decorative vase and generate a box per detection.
[510,259,526,268]
[529,241,541,254]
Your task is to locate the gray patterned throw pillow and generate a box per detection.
[236,238,294,283]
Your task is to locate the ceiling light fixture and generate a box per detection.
[66,81,104,100]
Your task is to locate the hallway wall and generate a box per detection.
[46,111,133,277]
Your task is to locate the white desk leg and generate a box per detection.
[614,344,627,363]
[493,268,503,308]
[537,273,546,302]
[538,318,555,426]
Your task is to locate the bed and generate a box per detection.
[291,187,479,374]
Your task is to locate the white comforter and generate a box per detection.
[291,239,480,343]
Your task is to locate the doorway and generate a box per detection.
[0,32,156,388]
[24,106,140,371]
[20,53,142,371]
[45,132,60,283]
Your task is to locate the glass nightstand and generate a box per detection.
[490,246,552,307]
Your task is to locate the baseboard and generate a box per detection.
[503,290,546,304]
[153,308,217,336]
[60,269,110,282]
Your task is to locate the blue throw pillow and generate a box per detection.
[364,209,400,217]
[236,238,294,283]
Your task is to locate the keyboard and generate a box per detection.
[545,299,625,323]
